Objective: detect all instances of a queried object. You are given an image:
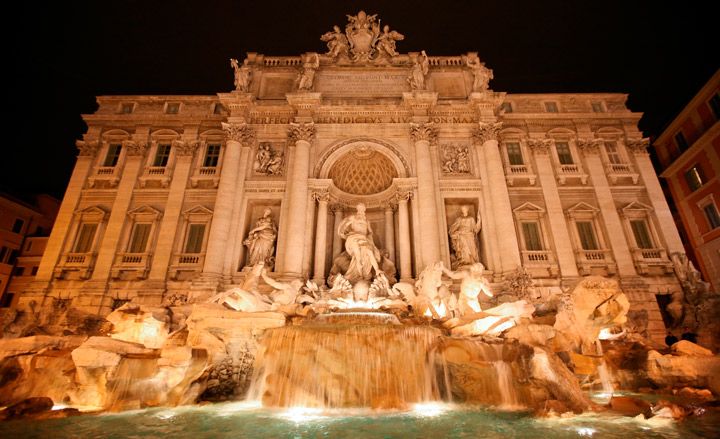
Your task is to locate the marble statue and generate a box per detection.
[253,143,284,175]
[230,58,252,92]
[337,203,382,282]
[345,10,380,61]
[465,54,493,92]
[375,25,404,58]
[408,50,429,90]
[208,263,271,312]
[321,25,350,59]
[260,268,303,307]
[297,53,320,91]
[414,262,453,319]
[243,208,277,269]
[442,263,492,315]
[449,206,482,269]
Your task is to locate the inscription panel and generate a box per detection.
[316,70,410,97]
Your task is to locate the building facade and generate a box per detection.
[18,12,688,342]
[653,70,720,292]
[0,193,59,307]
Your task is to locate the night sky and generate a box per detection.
[5,0,717,200]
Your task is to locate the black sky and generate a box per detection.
[5,0,718,199]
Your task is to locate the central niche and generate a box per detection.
[328,146,398,195]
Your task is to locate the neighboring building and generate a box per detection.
[17,11,689,343]
[653,70,720,292]
[0,192,59,307]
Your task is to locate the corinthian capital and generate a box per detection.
[222,122,255,145]
[312,190,330,203]
[409,122,438,143]
[576,138,603,154]
[526,138,553,154]
[288,122,317,144]
[472,121,502,144]
[625,137,649,155]
[123,140,148,156]
[173,139,200,156]
[75,139,100,157]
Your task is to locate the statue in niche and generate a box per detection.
[253,143,284,176]
[449,205,482,270]
[336,203,382,283]
[321,25,350,59]
[230,58,252,92]
[441,145,470,174]
[442,263,493,316]
[408,50,429,90]
[243,208,277,270]
[465,54,493,92]
[375,25,404,59]
[297,53,320,91]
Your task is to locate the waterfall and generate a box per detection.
[247,320,450,409]
[492,361,519,408]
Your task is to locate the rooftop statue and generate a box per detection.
[408,50,429,90]
[230,57,252,92]
[465,54,493,92]
[321,10,404,63]
[321,25,350,59]
[297,53,320,91]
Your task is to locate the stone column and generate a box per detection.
[282,122,316,278]
[396,191,413,282]
[312,191,330,285]
[384,203,396,262]
[331,204,344,259]
[149,140,198,280]
[34,140,98,281]
[527,138,579,278]
[410,122,441,269]
[91,140,147,281]
[577,139,636,276]
[474,122,522,274]
[201,123,254,281]
[627,138,684,254]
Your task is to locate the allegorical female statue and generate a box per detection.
[337,203,382,282]
[449,205,482,269]
[243,208,277,269]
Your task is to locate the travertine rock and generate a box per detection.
[671,340,713,357]
[106,303,171,349]
[646,349,720,395]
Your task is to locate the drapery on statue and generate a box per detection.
[449,205,482,269]
[465,54,493,92]
[243,208,277,269]
[297,53,320,91]
[337,203,382,282]
[230,58,252,92]
[320,25,350,59]
[375,25,404,58]
[408,50,429,90]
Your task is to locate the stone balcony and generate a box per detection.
[504,164,536,186]
[605,162,639,184]
[556,164,588,185]
[139,166,172,188]
[521,250,559,277]
[88,166,121,188]
[631,247,673,275]
[575,249,617,276]
[169,253,205,280]
[111,252,151,280]
[190,166,220,188]
[53,252,96,280]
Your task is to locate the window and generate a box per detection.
[12,218,24,234]
[6,249,18,265]
[35,226,45,236]
[73,223,98,253]
[703,203,720,229]
[25,241,32,251]
[521,222,544,250]
[0,293,14,308]
[213,103,224,115]
[709,92,720,120]
[127,223,152,253]
[576,221,599,250]
[630,220,654,249]
[166,103,180,114]
[0,247,7,263]
[153,144,171,167]
[500,102,513,113]
[31,266,38,276]
[103,144,122,167]
[120,103,134,114]
[674,132,688,152]
[684,165,705,191]
[13,266,24,276]
[591,102,605,113]
[544,102,558,113]
[203,144,221,167]
[555,142,574,165]
[184,224,206,253]
[604,141,622,164]
[506,142,524,165]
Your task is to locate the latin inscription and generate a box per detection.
[316,71,410,96]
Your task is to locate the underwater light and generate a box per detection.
[412,402,447,417]
[576,427,596,436]
[279,407,324,423]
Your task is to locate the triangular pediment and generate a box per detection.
[513,202,545,213]
[567,202,599,213]
[127,205,162,218]
[75,205,107,215]
[182,205,213,218]
[621,201,653,213]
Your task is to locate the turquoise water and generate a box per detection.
[1,402,718,439]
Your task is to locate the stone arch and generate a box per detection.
[546,127,576,138]
[150,129,181,139]
[315,137,410,179]
[101,129,131,140]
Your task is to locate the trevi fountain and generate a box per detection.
[1,10,719,439]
